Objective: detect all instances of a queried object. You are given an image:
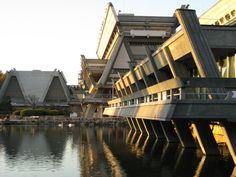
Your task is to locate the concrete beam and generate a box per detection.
[192,121,219,155]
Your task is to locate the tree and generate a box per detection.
[26,95,39,109]
[0,96,12,114]
[0,70,5,88]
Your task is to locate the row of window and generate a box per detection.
[215,10,236,25]
[110,89,181,107]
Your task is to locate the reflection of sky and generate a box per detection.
[0,127,81,177]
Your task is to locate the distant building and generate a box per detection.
[199,0,236,25]
[0,69,71,108]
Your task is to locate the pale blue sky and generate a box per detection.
[0,0,217,84]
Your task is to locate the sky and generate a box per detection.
[0,0,217,85]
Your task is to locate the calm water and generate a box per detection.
[0,125,235,177]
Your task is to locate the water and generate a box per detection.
[0,125,234,177]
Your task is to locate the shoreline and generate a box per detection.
[0,116,128,127]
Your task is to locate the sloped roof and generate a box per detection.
[0,70,70,104]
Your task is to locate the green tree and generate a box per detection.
[0,96,12,114]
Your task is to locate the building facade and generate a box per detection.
[0,69,71,108]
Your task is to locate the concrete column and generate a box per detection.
[126,117,133,130]
[138,66,151,87]
[160,121,179,143]
[136,118,146,133]
[163,47,188,78]
[172,120,196,148]
[118,72,129,95]
[84,104,96,119]
[114,84,122,97]
[150,120,165,139]
[130,118,138,132]
[175,9,224,97]
[175,9,220,78]
[142,119,156,136]
[126,76,134,93]
[222,121,236,165]
[192,121,219,155]
[117,82,125,97]
[128,62,142,91]
[145,46,167,83]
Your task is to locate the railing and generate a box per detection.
[108,88,235,108]
[83,94,113,99]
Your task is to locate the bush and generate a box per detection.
[0,96,12,114]
[13,110,21,116]
[20,108,66,117]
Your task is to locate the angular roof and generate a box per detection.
[0,69,70,105]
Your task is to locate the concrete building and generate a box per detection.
[200,0,236,79]
[103,0,236,165]
[199,0,236,25]
[0,69,71,108]
[80,2,178,118]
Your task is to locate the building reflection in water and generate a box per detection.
[110,129,235,177]
[0,126,235,177]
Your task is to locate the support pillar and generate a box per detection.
[142,119,155,136]
[128,62,142,91]
[136,118,146,134]
[145,46,168,83]
[118,72,129,95]
[126,117,133,130]
[138,66,151,87]
[160,121,179,143]
[130,118,138,132]
[222,120,236,165]
[192,121,219,155]
[172,120,196,148]
[150,120,165,139]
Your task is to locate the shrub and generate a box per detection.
[13,110,21,116]
[20,108,66,117]
[0,96,12,114]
